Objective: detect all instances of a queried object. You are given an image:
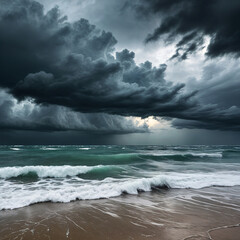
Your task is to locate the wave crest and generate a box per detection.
[141,151,222,158]
[1,172,240,210]
[0,165,113,179]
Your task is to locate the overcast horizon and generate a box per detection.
[1,0,240,145]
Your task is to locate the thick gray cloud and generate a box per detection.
[0,89,148,133]
[38,0,159,51]
[172,105,240,131]
[128,0,240,60]
[172,58,240,130]
[1,0,240,134]
[186,59,240,108]
[0,0,196,118]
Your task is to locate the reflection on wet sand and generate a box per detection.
[1,186,240,240]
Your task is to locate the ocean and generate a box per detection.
[1,145,240,211]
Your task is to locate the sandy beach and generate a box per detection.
[1,0,240,238]
[1,186,240,240]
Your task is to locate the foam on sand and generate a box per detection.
[1,171,240,210]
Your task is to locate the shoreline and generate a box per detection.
[0,184,238,212]
[1,186,240,240]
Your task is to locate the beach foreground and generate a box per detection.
[1,186,240,240]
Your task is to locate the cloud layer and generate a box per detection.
[0,0,240,133]
[0,90,148,133]
[0,0,196,118]
[128,0,240,60]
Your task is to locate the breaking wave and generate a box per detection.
[1,172,240,210]
[0,165,117,179]
[141,151,222,158]
[1,145,240,211]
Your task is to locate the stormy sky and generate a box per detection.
[0,0,240,144]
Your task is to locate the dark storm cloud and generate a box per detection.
[1,0,240,132]
[0,0,196,118]
[128,0,240,60]
[37,0,159,51]
[186,60,240,109]
[0,90,148,133]
[172,105,240,131]
[172,59,240,130]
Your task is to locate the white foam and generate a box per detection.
[10,148,20,151]
[142,150,222,158]
[1,171,240,210]
[188,152,222,157]
[0,165,106,178]
[79,148,91,150]
[41,147,58,150]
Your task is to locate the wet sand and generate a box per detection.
[1,186,240,240]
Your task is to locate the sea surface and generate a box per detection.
[0,145,240,210]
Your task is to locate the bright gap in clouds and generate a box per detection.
[129,116,172,131]
[37,0,208,132]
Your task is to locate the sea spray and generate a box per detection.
[0,145,240,210]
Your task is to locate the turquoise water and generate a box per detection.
[0,145,240,210]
